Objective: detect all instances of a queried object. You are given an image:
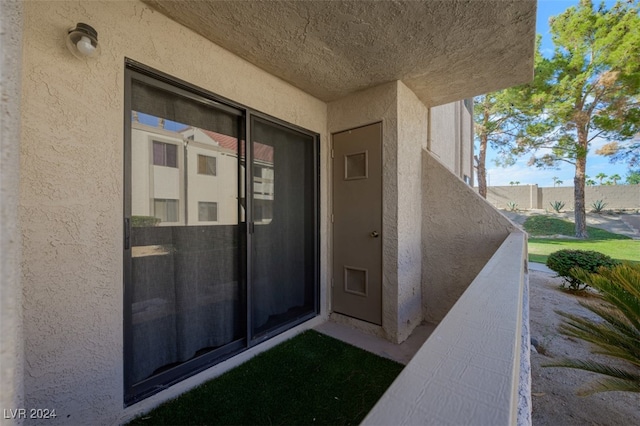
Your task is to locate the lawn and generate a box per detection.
[524,216,640,264]
[128,330,403,426]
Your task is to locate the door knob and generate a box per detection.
[370,231,379,238]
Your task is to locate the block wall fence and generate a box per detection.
[486,185,640,211]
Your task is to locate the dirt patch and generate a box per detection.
[529,270,640,425]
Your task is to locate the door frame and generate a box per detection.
[123,59,321,404]
[330,121,384,325]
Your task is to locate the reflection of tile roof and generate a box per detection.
[187,128,273,163]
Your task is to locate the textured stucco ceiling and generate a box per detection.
[142,0,537,107]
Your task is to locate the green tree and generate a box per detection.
[626,169,640,184]
[473,92,523,198]
[608,173,622,184]
[504,0,640,238]
[595,172,609,184]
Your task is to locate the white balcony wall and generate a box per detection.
[152,166,180,200]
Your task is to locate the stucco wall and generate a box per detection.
[328,84,475,342]
[429,102,457,172]
[327,82,400,342]
[487,185,540,210]
[422,150,516,322]
[487,184,640,210]
[540,185,640,210]
[20,1,327,424]
[429,101,474,184]
[364,231,528,425]
[395,82,428,342]
[1,0,24,421]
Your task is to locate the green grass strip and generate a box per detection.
[523,215,631,240]
[128,330,403,426]
[528,238,640,264]
[524,215,639,264]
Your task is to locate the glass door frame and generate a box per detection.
[123,59,320,405]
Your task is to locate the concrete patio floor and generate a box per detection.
[314,320,437,365]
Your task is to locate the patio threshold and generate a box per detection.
[315,320,437,365]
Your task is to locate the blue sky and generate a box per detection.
[484,0,633,187]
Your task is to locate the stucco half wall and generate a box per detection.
[364,231,528,425]
[19,1,327,423]
[422,150,517,322]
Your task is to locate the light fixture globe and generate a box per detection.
[66,23,101,58]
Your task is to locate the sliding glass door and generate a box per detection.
[250,117,317,339]
[124,63,318,404]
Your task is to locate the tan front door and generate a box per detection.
[332,122,382,325]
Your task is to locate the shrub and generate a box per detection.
[132,215,161,227]
[507,201,518,212]
[544,263,640,395]
[591,199,608,213]
[546,249,619,290]
[549,200,565,213]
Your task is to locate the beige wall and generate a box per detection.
[1,0,24,420]
[328,82,401,342]
[429,102,457,171]
[15,0,481,421]
[19,1,327,423]
[429,101,474,183]
[396,82,429,342]
[487,185,640,210]
[487,185,540,210]
[422,151,516,322]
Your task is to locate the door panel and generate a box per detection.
[126,77,245,401]
[332,122,382,325]
[124,67,319,404]
[250,117,317,338]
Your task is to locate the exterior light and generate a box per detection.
[66,23,100,59]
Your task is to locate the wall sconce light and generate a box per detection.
[66,23,101,59]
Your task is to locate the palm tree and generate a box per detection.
[608,174,622,185]
[545,263,640,395]
[586,179,597,186]
[595,172,608,185]
[552,176,560,187]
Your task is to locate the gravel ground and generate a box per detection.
[529,270,640,425]
[501,210,640,423]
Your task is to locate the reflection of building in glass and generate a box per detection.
[131,118,274,226]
